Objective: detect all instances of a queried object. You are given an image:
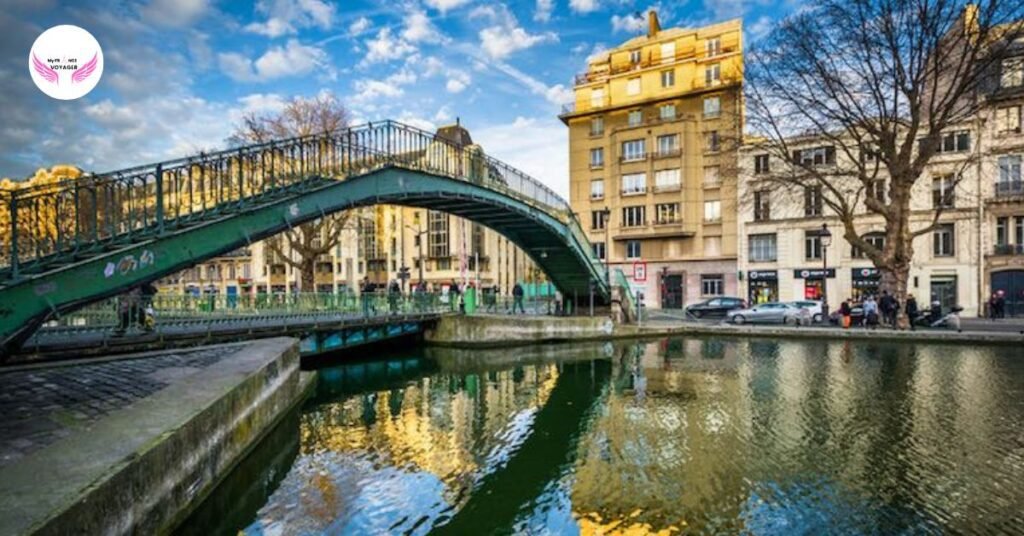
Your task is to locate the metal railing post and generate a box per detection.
[9,191,19,279]
[155,164,164,234]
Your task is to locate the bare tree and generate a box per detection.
[746,0,1023,323]
[230,92,352,292]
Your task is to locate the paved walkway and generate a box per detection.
[0,346,236,467]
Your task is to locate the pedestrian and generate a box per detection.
[449,279,461,313]
[512,282,525,314]
[140,282,158,331]
[988,292,999,320]
[361,277,376,316]
[996,290,1006,319]
[114,286,143,335]
[879,290,897,328]
[863,295,879,329]
[905,294,918,331]
[388,279,400,314]
[840,299,852,329]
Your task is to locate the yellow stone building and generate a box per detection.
[560,12,743,309]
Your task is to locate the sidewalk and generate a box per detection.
[0,338,313,535]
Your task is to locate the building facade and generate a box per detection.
[561,13,744,308]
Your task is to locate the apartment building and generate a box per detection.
[561,12,743,309]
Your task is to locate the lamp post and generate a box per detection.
[819,223,832,320]
[602,206,611,284]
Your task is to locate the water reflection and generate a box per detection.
[182,337,1024,535]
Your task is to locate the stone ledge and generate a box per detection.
[0,337,308,536]
[623,323,1024,346]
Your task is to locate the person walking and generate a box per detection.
[905,294,918,331]
[361,277,376,317]
[988,292,999,320]
[879,290,897,328]
[449,280,461,313]
[512,282,525,314]
[388,280,401,314]
[996,290,1006,319]
[863,295,879,329]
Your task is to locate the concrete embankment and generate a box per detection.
[426,314,1024,347]
[0,337,315,535]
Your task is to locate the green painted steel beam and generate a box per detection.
[0,167,607,354]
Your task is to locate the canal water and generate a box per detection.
[180,337,1024,535]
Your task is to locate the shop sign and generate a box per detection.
[793,268,836,279]
[852,267,880,280]
[748,270,778,281]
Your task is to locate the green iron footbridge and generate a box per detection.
[0,120,613,356]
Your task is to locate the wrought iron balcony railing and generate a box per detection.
[993,244,1024,255]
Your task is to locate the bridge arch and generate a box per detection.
[0,121,609,353]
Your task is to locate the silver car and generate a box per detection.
[790,300,824,323]
[726,302,811,325]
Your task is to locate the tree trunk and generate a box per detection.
[299,259,315,293]
[881,183,915,329]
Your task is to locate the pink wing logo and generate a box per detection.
[31,53,58,84]
[72,53,98,83]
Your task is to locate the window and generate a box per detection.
[626,240,642,259]
[627,77,641,96]
[592,242,606,260]
[701,274,723,296]
[706,131,720,152]
[794,146,836,166]
[590,88,605,108]
[997,106,1022,134]
[656,134,678,156]
[660,42,675,63]
[703,96,721,118]
[622,205,646,227]
[591,210,607,230]
[861,145,880,163]
[590,147,604,167]
[590,179,604,199]
[999,155,1021,185]
[703,200,721,222]
[1001,57,1023,88]
[661,69,675,88]
[428,210,449,258]
[629,49,641,64]
[804,186,823,216]
[622,173,646,195]
[706,37,721,57]
[655,203,680,224]
[628,110,643,126]
[936,131,971,153]
[1017,216,1024,246]
[659,104,676,120]
[996,217,1008,246]
[753,190,771,221]
[703,236,722,256]
[867,179,886,203]
[621,139,646,161]
[590,117,604,136]
[852,233,885,258]
[933,223,955,257]
[705,63,721,86]
[932,175,956,208]
[704,166,720,187]
[805,232,822,260]
[754,154,770,174]
[654,168,680,191]
[749,234,777,262]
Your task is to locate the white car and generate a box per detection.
[789,300,824,323]
[726,302,812,325]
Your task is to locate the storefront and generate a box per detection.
[930,274,958,311]
[793,268,835,300]
[747,270,778,305]
[851,267,881,301]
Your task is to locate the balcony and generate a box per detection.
[619,153,647,164]
[571,45,740,86]
[992,244,1024,256]
[654,148,681,160]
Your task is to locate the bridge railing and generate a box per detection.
[2,120,605,287]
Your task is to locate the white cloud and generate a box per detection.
[474,117,569,198]
[244,0,336,37]
[446,79,468,93]
[433,105,453,123]
[424,0,472,14]
[219,40,331,82]
[352,79,404,104]
[479,26,557,59]
[535,0,554,22]
[611,13,646,33]
[362,28,418,65]
[486,59,573,106]
[237,93,288,115]
[746,15,774,42]
[140,0,210,27]
[349,16,372,36]
[402,9,444,43]
[396,112,437,132]
[569,0,599,14]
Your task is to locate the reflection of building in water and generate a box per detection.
[299,363,560,503]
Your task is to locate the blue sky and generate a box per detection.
[0,0,790,196]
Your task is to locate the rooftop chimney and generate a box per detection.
[648,10,661,38]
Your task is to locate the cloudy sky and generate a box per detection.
[1,0,792,196]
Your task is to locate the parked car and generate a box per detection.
[686,297,746,319]
[727,302,812,325]
[790,300,825,323]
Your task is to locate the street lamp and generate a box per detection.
[819,223,832,320]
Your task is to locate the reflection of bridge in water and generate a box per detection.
[0,120,616,356]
